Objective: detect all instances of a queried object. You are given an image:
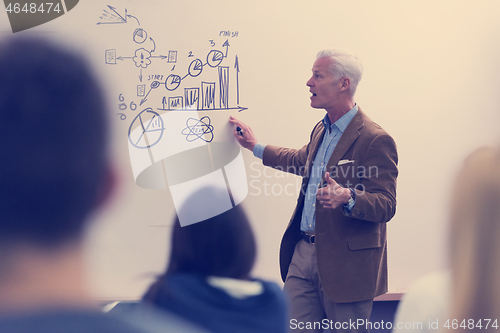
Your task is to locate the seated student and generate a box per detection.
[447,146,500,331]
[142,188,288,333]
[0,37,205,333]
[393,146,500,333]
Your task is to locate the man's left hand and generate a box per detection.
[316,172,351,209]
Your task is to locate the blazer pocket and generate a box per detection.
[348,235,382,251]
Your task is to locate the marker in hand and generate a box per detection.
[229,116,257,151]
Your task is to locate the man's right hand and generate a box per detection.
[229,116,258,151]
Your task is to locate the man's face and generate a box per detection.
[306,57,341,111]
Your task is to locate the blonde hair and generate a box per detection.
[449,146,500,329]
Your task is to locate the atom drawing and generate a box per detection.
[181,116,214,143]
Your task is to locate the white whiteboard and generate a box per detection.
[1,0,500,300]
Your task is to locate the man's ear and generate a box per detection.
[340,77,351,91]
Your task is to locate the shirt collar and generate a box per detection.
[322,104,359,133]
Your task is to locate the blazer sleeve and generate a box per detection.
[349,133,398,224]
[261,122,323,177]
[261,144,308,176]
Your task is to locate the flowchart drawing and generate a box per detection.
[99,6,248,225]
[133,28,147,43]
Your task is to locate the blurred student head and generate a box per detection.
[449,146,500,326]
[0,36,112,251]
[143,188,257,301]
[167,188,256,279]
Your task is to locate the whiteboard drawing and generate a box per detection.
[133,28,147,44]
[98,6,248,225]
[182,116,214,143]
[97,5,139,25]
[128,108,165,149]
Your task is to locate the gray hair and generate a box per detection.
[316,49,364,95]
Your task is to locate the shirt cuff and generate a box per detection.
[253,143,266,160]
[342,188,356,216]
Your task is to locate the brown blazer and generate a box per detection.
[262,108,398,303]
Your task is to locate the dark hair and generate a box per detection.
[167,203,256,279]
[0,37,108,247]
[143,192,257,301]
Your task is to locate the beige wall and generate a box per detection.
[2,0,500,300]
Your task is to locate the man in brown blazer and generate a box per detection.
[230,49,398,332]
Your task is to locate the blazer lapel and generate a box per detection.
[326,109,365,171]
[304,124,325,177]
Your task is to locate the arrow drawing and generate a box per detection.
[234,55,240,105]
[150,37,156,53]
[140,87,154,106]
[167,106,248,112]
[140,81,163,106]
[97,5,127,25]
[222,39,230,58]
[127,14,140,25]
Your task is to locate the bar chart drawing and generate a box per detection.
[218,66,229,109]
[201,82,216,110]
[99,5,249,225]
[185,88,200,110]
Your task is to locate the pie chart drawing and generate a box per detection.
[133,28,147,44]
[206,50,224,68]
[128,108,165,149]
[188,58,203,77]
[165,74,182,91]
